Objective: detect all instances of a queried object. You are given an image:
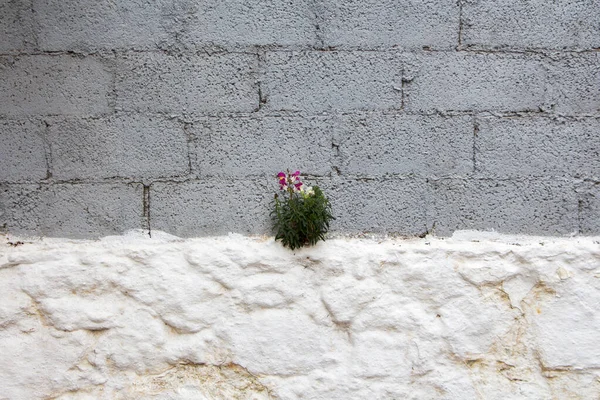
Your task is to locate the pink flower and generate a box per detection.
[277,172,287,190]
[276,170,303,191]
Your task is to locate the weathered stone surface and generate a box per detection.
[0,55,111,117]
[476,116,600,179]
[318,0,459,49]
[428,178,579,236]
[48,115,189,180]
[335,113,473,176]
[0,119,47,182]
[463,0,600,50]
[1,233,599,399]
[530,276,600,370]
[115,52,258,115]
[404,52,549,112]
[262,51,403,112]
[0,183,142,237]
[193,115,334,177]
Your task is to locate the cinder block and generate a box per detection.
[0,119,48,182]
[0,184,42,234]
[262,51,403,113]
[0,55,111,116]
[318,0,458,49]
[548,53,600,115]
[576,181,600,235]
[49,115,189,180]
[326,177,428,235]
[151,179,273,237]
[404,52,549,113]
[33,0,172,52]
[0,0,36,53]
[335,113,473,176]
[476,116,600,179]
[428,178,579,236]
[181,0,316,49]
[193,116,334,177]
[463,0,600,50]
[0,183,143,238]
[116,52,258,114]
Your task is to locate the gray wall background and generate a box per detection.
[0,0,599,238]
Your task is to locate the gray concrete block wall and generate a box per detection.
[0,0,599,238]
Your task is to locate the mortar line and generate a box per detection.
[182,122,194,176]
[0,175,585,187]
[29,0,40,51]
[143,184,151,238]
[457,0,464,48]
[472,114,478,174]
[42,119,53,180]
[255,50,267,112]
[310,0,325,49]
[1,47,598,58]
[577,197,583,235]
[400,66,405,110]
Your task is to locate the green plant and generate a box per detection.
[271,170,334,250]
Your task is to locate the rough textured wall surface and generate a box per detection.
[0,0,599,238]
[1,232,599,399]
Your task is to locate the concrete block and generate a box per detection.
[48,115,189,180]
[576,181,600,235]
[548,53,600,115]
[0,0,36,53]
[326,177,428,235]
[181,0,316,49]
[0,119,47,182]
[0,184,41,234]
[318,0,458,49]
[463,0,600,50]
[193,115,334,177]
[0,183,143,238]
[335,113,473,176]
[404,52,549,112]
[476,116,600,179]
[33,0,172,52]
[262,51,402,113]
[116,52,258,114]
[0,55,111,117]
[151,179,273,237]
[428,178,579,236]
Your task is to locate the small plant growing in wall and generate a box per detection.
[271,170,334,250]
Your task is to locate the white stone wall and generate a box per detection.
[1,231,599,399]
